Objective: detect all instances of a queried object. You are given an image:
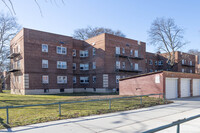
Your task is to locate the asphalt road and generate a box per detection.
[1,97,200,133]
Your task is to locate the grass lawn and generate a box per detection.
[0,90,172,129]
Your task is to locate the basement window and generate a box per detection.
[60,89,64,92]
[44,89,49,93]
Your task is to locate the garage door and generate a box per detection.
[165,78,178,99]
[181,78,191,97]
[193,79,200,96]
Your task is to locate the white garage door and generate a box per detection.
[181,78,191,98]
[193,79,200,96]
[165,78,178,99]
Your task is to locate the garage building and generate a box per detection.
[119,71,200,99]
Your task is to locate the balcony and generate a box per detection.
[8,52,20,59]
[181,63,195,67]
[8,66,20,72]
[115,54,143,60]
[116,68,142,73]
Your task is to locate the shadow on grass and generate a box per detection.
[49,92,119,96]
[0,118,11,129]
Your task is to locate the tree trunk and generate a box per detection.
[0,84,2,93]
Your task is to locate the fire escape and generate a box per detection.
[8,50,21,73]
[115,54,143,73]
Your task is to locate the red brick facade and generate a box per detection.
[9,28,200,95]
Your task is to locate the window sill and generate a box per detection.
[57,53,67,55]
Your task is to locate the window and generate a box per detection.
[57,76,67,84]
[155,61,157,66]
[116,75,120,83]
[145,59,147,63]
[182,69,184,72]
[158,60,163,66]
[135,63,138,70]
[190,61,192,66]
[135,50,138,57]
[93,76,96,83]
[93,48,96,56]
[116,47,120,55]
[17,60,20,69]
[80,63,89,70]
[73,63,76,70]
[130,50,133,55]
[116,61,120,69]
[15,76,21,83]
[149,69,153,72]
[42,44,48,52]
[57,61,67,69]
[57,46,67,55]
[44,89,49,93]
[42,75,49,84]
[18,76,21,83]
[182,59,184,64]
[122,62,125,69]
[42,60,48,68]
[73,76,76,84]
[80,50,88,57]
[122,48,125,54]
[149,60,153,65]
[17,45,20,53]
[131,63,133,69]
[60,89,64,92]
[190,69,192,73]
[93,62,96,69]
[72,49,76,56]
[80,77,89,84]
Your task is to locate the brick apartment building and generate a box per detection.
[145,51,198,73]
[9,28,200,95]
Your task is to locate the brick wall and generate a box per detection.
[119,72,164,96]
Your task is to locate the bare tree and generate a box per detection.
[188,49,200,56]
[0,13,19,92]
[1,0,65,16]
[73,26,126,40]
[148,17,187,68]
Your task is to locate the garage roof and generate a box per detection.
[119,71,164,81]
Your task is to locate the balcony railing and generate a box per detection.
[115,54,144,60]
[181,63,195,67]
[8,52,20,59]
[116,68,142,73]
[8,66,20,72]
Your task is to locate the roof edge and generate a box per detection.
[119,71,164,81]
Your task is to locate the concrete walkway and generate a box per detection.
[1,97,200,133]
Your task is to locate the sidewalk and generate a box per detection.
[1,97,200,133]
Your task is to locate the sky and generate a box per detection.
[0,0,200,53]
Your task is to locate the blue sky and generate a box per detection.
[0,0,200,52]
